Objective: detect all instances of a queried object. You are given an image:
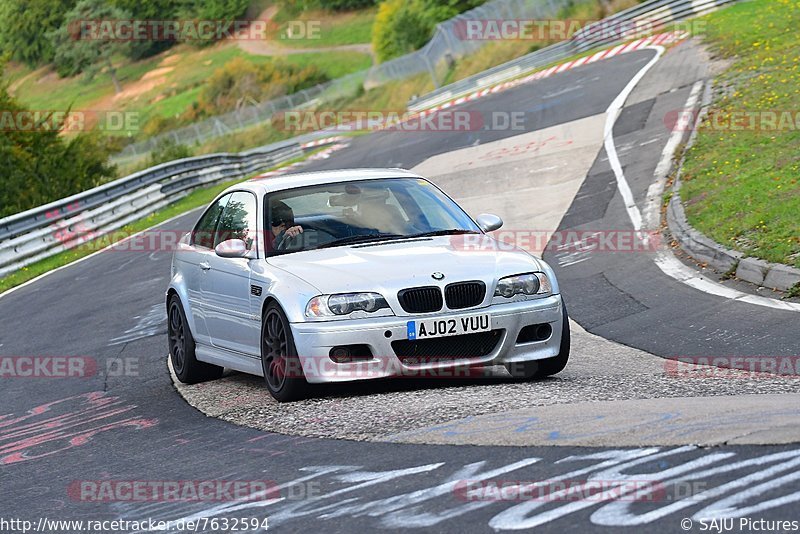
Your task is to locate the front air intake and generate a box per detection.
[397,286,443,313]
[444,281,485,309]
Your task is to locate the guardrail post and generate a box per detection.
[423,54,439,89]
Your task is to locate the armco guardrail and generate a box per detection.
[409,0,738,112]
[0,136,337,279]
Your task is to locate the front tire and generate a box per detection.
[168,295,224,384]
[506,300,570,379]
[261,302,309,402]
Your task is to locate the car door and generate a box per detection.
[205,190,261,357]
[180,193,231,345]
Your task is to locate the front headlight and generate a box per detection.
[494,273,551,298]
[305,292,390,317]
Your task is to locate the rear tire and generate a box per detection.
[261,302,309,402]
[168,295,224,384]
[506,301,570,379]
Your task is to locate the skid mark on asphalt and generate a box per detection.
[109,304,166,346]
[118,447,800,531]
[0,392,157,465]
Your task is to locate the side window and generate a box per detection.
[192,194,231,249]
[214,191,258,251]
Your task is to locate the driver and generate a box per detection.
[270,201,303,249]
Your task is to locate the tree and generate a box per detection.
[372,0,485,62]
[111,0,181,60]
[48,0,132,92]
[179,0,250,21]
[0,61,116,217]
[0,0,76,67]
[171,0,250,48]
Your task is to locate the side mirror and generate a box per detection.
[215,239,249,258]
[475,213,503,233]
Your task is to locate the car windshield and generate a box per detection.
[265,177,480,256]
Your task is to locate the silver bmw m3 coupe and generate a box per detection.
[167,168,569,401]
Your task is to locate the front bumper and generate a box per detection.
[291,294,565,383]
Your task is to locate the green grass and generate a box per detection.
[13,54,164,112]
[140,87,203,121]
[328,71,434,114]
[9,42,371,136]
[679,0,800,269]
[271,5,376,48]
[281,50,372,78]
[3,62,36,87]
[0,151,318,295]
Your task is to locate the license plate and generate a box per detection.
[407,313,491,340]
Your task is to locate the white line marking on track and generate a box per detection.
[639,138,661,147]
[530,165,560,174]
[603,46,665,236]
[653,252,800,312]
[644,81,704,230]
[604,48,800,313]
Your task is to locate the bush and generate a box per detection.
[140,114,184,138]
[292,0,378,11]
[147,138,194,167]
[189,57,328,118]
[372,0,484,62]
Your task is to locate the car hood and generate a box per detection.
[266,234,542,295]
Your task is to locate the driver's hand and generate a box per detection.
[285,225,303,238]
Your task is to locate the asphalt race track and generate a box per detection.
[2,39,800,533]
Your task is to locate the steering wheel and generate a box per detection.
[275,226,336,251]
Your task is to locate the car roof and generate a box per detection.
[225,168,424,197]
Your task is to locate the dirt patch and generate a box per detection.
[112,63,174,103]
[160,54,182,66]
[234,5,374,59]
[34,70,61,87]
[8,67,49,95]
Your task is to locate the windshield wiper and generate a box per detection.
[317,233,405,249]
[406,229,481,238]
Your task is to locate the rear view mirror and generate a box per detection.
[215,239,249,258]
[475,213,503,232]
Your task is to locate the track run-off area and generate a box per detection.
[2,37,800,532]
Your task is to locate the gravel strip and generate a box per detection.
[171,323,800,442]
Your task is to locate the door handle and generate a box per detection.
[199,261,211,271]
